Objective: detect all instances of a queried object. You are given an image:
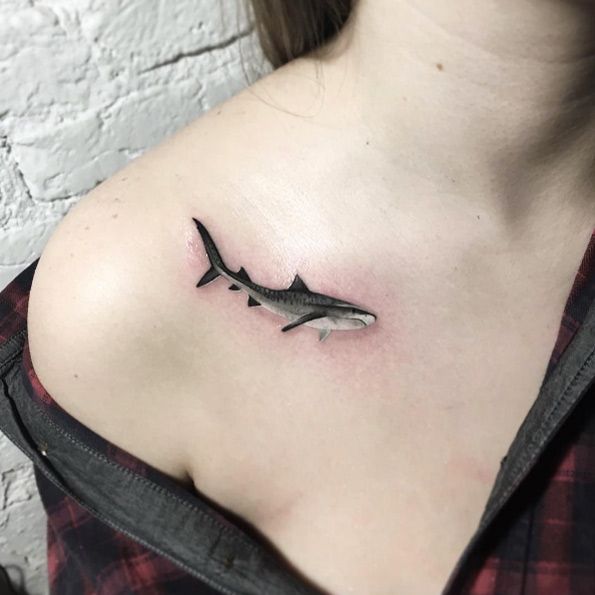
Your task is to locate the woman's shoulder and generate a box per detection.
[24,97,267,485]
[25,87,304,353]
[24,75,373,492]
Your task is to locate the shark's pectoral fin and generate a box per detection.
[197,266,220,287]
[319,328,331,342]
[248,296,260,307]
[229,284,241,291]
[281,312,326,333]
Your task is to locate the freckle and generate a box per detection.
[114,197,121,202]
[365,140,370,146]
[402,96,407,101]
[73,373,79,379]
[436,63,444,71]
[477,214,480,220]
[121,177,127,182]
[112,213,118,219]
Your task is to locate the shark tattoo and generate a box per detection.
[193,218,377,342]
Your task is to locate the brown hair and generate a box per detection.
[246,0,355,69]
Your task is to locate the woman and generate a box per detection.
[1,1,594,594]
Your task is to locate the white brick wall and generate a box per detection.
[0,1,266,592]
[0,434,47,595]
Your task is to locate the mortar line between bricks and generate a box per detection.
[140,26,254,73]
[0,136,34,205]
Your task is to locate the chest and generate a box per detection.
[175,304,564,595]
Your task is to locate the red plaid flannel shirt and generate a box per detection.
[0,230,593,595]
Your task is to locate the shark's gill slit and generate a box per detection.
[192,218,377,342]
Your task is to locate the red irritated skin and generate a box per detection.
[191,217,377,343]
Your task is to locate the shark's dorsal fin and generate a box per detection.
[236,267,251,282]
[288,273,309,292]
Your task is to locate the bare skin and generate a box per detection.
[27,0,595,594]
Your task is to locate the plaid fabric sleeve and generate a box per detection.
[0,260,239,595]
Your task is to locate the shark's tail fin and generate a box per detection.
[193,218,229,287]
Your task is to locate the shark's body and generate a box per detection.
[193,218,376,342]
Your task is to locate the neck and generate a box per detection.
[291,0,595,229]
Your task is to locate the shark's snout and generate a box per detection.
[345,308,376,327]
[361,313,377,326]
